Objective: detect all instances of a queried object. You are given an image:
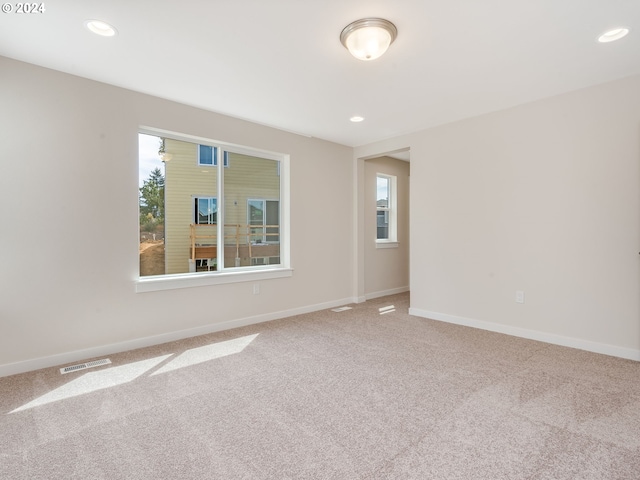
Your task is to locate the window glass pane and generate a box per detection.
[377,210,389,240]
[196,197,217,224]
[165,138,218,274]
[224,153,280,268]
[198,145,217,166]
[266,200,280,243]
[377,176,389,208]
[248,199,265,244]
[139,134,166,276]
[248,200,264,225]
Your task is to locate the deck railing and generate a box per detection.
[189,223,279,263]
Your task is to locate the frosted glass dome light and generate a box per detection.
[340,18,397,61]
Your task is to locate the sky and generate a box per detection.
[139,133,164,187]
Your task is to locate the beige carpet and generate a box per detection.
[1,293,639,479]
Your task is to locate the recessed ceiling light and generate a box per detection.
[350,116,365,123]
[598,27,629,43]
[85,20,117,37]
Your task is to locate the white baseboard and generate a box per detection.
[365,286,409,301]
[0,296,357,378]
[409,308,640,362]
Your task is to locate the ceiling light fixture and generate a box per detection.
[350,116,365,123]
[597,27,629,43]
[85,20,118,37]
[340,18,397,61]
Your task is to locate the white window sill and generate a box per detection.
[136,267,293,293]
[376,241,399,249]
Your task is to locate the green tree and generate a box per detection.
[139,167,165,231]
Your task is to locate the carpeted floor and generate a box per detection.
[1,293,639,479]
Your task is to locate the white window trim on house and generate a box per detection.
[376,173,398,248]
[194,196,217,225]
[197,145,230,167]
[137,126,292,293]
[247,198,280,244]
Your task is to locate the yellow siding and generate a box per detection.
[164,139,218,274]
[224,152,280,227]
[164,141,279,274]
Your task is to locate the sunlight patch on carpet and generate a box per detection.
[11,355,172,413]
[379,305,396,314]
[151,334,259,376]
[331,306,353,312]
[10,335,259,413]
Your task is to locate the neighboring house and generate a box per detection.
[376,198,389,240]
[163,138,280,274]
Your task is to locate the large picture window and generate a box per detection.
[138,129,288,287]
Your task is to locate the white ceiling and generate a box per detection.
[1,1,639,147]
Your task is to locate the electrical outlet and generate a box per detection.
[515,290,525,304]
[253,283,260,295]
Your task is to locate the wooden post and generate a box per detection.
[190,224,195,262]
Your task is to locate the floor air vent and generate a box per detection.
[60,358,111,374]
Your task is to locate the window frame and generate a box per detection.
[137,126,291,293]
[194,196,217,225]
[376,173,398,247]
[247,198,280,244]
[197,145,229,167]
